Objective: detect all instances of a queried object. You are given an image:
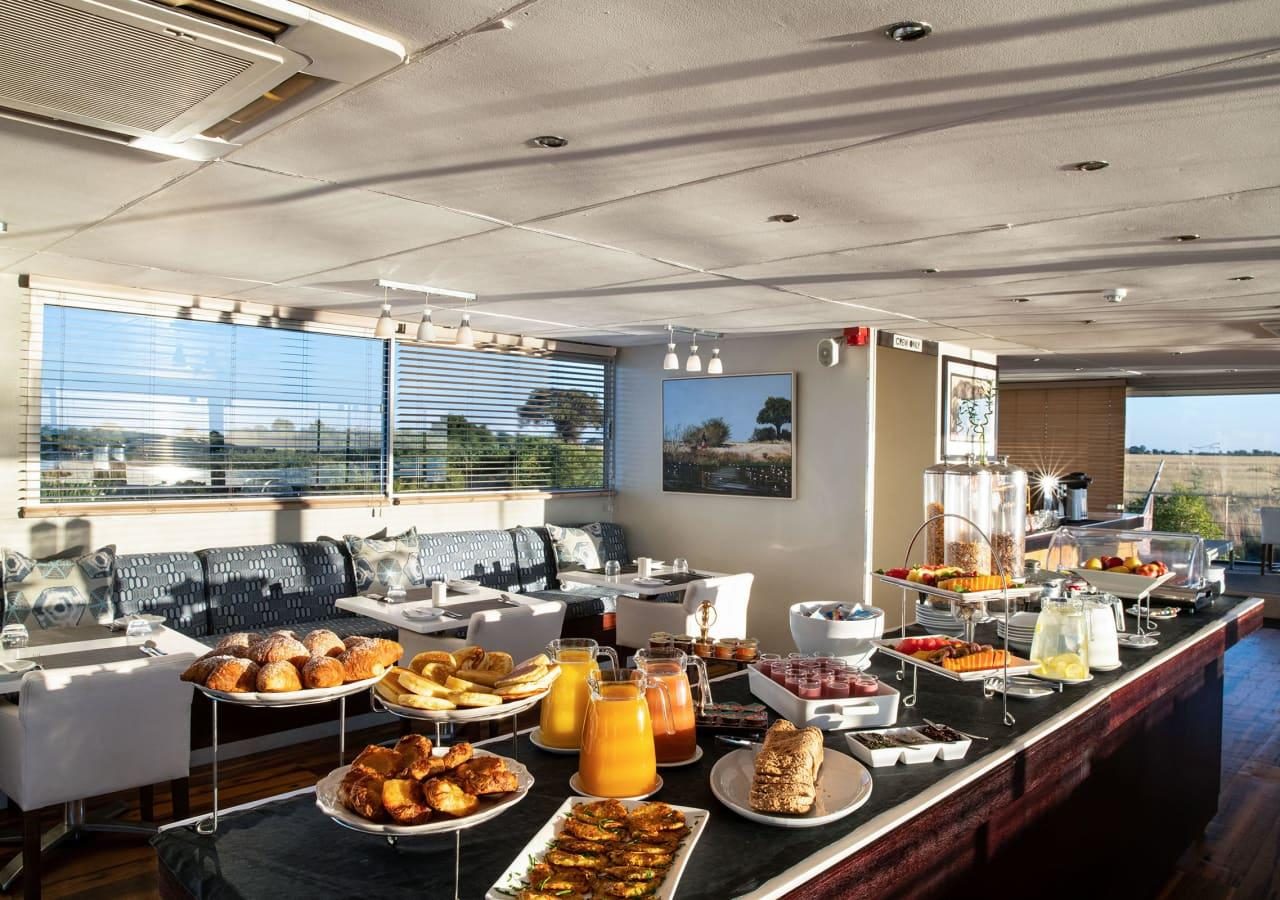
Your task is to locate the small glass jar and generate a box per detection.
[797,675,822,699]
[852,673,880,697]
[734,638,759,661]
[756,651,782,673]
[693,638,713,658]
[713,639,737,659]
[673,634,695,654]
[824,671,852,699]
[783,665,803,692]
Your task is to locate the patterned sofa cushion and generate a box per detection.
[114,551,210,637]
[199,542,354,634]
[580,522,630,565]
[524,588,617,620]
[417,529,523,591]
[511,526,557,592]
[344,528,425,595]
[3,545,116,630]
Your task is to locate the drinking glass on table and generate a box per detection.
[672,558,689,574]
[603,559,621,578]
[1,624,30,660]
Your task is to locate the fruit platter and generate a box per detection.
[1069,554,1177,600]
[874,635,1039,683]
[875,564,1040,603]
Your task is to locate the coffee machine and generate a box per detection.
[1061,472,1093,522]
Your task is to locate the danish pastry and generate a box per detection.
[439,741,473,769]
[421,777,480,817]
[451,757,518,795]
[246,635,310,668]
[371,638,405,668]
[382,778,432,825]
[393,734,435,780]
[302,655,344,689]
[180,655,225,683]
[214,632,261,651]
[338,770,385,821]
[302,628,345,658]
[351,745,402,778]
[256,660,303,693]
[204,657,260,693]
[338,644,386,681]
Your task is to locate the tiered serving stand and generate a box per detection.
[369,684,550,759]
[193,673,383,834]
[873,513,1040,727]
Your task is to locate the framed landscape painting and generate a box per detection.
[662,373,794,498]
[941,356,998,460]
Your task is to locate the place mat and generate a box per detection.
[435,596,522,619]
[363,586,470,602]
[32,645,152,669]
[24,624,113,648]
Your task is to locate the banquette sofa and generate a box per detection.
[109,524,633,646]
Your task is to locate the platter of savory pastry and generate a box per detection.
[182,630,403,705]
[709,720,873,828]
[371,646,560,721]
[315,736,533,836]
[485,797,709,900]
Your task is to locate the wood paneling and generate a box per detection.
[998,380,1127,512]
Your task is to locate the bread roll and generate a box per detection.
[180,655,225,683]
[338,644,386,681]
[204,658,260,693]
[371,638,404,668]
[302,629,345,658]
[302,655,345,689]
[256,660,303,692]
[246,635,310,668]
[214,632,261,651]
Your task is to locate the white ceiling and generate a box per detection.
[1,0,1278,382]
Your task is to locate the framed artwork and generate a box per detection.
[662,372,794,498]
[941,356,998,460]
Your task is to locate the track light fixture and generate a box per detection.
[685,331,702,372]
[374,286,395,338]
[707,346,723,375]
[663,325,679,370]
[416,302,436,342]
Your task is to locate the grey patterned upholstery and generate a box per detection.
[582,522,629,565]
[417,529,523,591]
[113,552,210,637]
[511,526,556,592]
[194,614,398,647]
[199,542,354,633]
[524,588,618,620]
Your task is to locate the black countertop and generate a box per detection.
[152,592,1261,899]
[1024,513,1146,551]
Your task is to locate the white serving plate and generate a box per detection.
[874,635,1039,683]
[528,726,578,755]
[569,771,664,800]
[845,727,972,767]
[710,747,872,828]
[485,796,708,900]
[316,748,531,836]
[446,579,483,593]
[372,685,549,722]
[747,666,899,731]
[1069,568,1176,600]
[195,672,384,707]
[632,576,667,587]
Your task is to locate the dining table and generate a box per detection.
[557,562,727,596]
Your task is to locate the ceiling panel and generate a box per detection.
[48,164,496,283]
[229,0,1280,224]
[304,0,517,52]
[4,252,271,297]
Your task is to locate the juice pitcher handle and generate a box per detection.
[690,656,712,713]
[647,675,676,736]
[597,646,620,671]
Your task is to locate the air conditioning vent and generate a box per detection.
[1259,321,1280,338]
[0,0,404,159]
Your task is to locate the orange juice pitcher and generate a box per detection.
[579,669,672,798]
[539,638,619,750]
[634,648,709,764]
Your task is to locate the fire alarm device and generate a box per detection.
[844,326,871,346]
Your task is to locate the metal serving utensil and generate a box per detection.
[922,717,988,741]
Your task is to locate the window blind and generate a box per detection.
[25,299,386,504]
[394,345,612,493]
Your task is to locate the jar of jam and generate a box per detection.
[713,639,737,659]
[719,703,744,727]
[852,673,880,697]
[693,638,713,658]
[734,638,758,661]
[649,631,673,652]
[797,675,822,700]
[756,651,782,673]
[673,634,695,654]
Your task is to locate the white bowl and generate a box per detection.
[789,602,885,666]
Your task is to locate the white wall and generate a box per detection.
[613,333,874,651]
[0,274,610,558]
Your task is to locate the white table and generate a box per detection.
[0,625,207,696]
[336,588,541,660]
[557,565,726,596]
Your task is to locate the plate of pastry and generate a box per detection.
[486,797,708,900]
[183,630,402,706]
[371,646,559,721]
[709,720,873,828]
[316,737,533,836]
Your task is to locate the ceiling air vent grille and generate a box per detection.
[0,0,253,132]
[1259,321,1280,338]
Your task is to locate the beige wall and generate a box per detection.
[613,333,875,652]
[0,274,610,557]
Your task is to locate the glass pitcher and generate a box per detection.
[634,648,709,764]
[1029,596,1090,680]
[579,669,672,798]
[539,638,619,750]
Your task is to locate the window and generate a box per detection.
[394,345,611,493]
[31,303,386,503]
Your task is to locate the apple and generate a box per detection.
[1122,556,1144,570]
[1105,564,1132,573]
[1104,556,1125,569]
[1084,557,1104,570]
[1153,561,1168,576]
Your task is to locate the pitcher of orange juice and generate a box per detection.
[539,638,619,749]
[634,648,709,764]
[579,669,673,798]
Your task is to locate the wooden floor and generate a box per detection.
[2,635,1278,900]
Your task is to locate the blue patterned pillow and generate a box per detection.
[546,524,603,592]
[343,528,424,594]
[3,545,116,630]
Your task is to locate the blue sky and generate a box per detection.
[1126,395,1280,452]
[663,374,792,442]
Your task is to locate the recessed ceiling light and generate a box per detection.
[1032,357,1041,362]
[921,267,940,274]
[1071,160,1110,172]
[1171,351,1184,356]
[531,135,568,149]
[1125,370,1143,376]
[1168,233,1200,242]
[767,213,800,223]
[1074,367,1085,372]
[1008,297,1030,304]
[1228,275,1254,281]
[884,20,932,42]
[1230,368,1240,373]
[1081,319,1097,325]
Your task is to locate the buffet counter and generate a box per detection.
[152,593,1263,899]
[1024,512,1147,552]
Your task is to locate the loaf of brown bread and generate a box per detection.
[748,720,824,814]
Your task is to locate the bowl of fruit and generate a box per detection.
[1069,556,1177,599]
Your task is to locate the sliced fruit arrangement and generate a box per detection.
[895,637,1007,671]
[1081,556,1169,577]
[1035,652,1089,681]
[935,574,1010,593]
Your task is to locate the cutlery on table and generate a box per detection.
[922,717,988,741]
[715,734,765,749]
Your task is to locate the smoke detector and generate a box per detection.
[0,0,405,160]
[1103,288,1127,303]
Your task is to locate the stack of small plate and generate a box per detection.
[996,611,1038,651]
[914,603,963,636]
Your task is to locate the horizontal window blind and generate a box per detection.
[395,345,611,493]
[25,298,386,504]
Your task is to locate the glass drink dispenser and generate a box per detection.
[943,457,992,574]
[988,457,1027,579]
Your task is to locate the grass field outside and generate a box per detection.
[1125,453,1280,559]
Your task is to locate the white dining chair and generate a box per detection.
[1259,507,1280,574]
[615,573,755,650]
[399,598,567,664]
[0,652,197,899]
